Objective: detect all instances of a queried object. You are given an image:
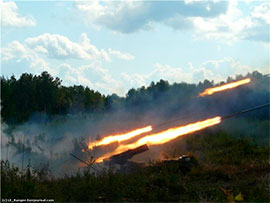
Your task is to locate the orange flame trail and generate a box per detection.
[88,126,152,149]
[199,78,251,97]
[96,116,221,163]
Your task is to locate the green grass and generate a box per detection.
[1,131,270,202]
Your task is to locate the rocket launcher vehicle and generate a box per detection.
[104,144,149,166]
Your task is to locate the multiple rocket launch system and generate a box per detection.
[71,103,269,168]
[102,103,269,165]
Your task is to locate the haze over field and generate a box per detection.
[1,71,269,175]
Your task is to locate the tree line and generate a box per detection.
[1,71,269,124]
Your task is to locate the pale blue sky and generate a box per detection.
[1,0,269,96]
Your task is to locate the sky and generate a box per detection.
[1,0,269,96]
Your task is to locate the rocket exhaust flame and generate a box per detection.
[131,117,221,146]
[93,103,269,163]
[199,78,251,96]
[95,117,221,163]
[88,126,152,149]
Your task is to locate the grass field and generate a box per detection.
[1,130,269,202]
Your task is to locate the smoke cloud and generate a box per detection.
[1,72,269,176]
